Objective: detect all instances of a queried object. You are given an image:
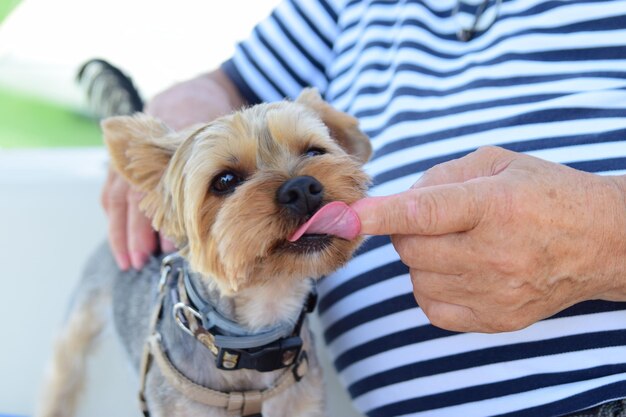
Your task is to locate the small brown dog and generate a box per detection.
[37,89,371,417]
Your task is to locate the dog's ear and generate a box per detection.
[296,88,372,164]
[101,114,186,242]
[102,114,178,192]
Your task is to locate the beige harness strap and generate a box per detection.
[149,334,230,406]
[147,333,309,416]
[137,264,309,417]
[226,392,245,414]
[242,391,263,416]
[139,289,167,415]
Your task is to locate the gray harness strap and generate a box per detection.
[138,254,310,417]
[183,272,295,349]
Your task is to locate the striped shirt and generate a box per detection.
[221,1,626,416]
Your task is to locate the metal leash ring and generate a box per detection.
[158,252,182,292]
[158,264,172,293]
[172,302,202,337]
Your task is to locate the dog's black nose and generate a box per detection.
[277,176,324,217]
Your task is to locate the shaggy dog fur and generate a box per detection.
[37,89,371,417]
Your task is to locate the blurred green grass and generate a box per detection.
[0,0,102,148]
[0,88,102,148]
[0,0,20,21]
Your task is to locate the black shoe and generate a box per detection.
[77,58,144,119]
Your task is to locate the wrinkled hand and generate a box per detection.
[354,147,626,333]
[101,169,176,270]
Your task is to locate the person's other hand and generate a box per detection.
[101,169,176,270]
[353,146,626,333]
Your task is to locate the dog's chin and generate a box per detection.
[266,234,361,278]
[211,227,363,292]
[277,234,333,254]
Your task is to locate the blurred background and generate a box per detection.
[0,1,362,416]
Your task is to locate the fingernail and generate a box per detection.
[130,251,147,270]
[115,252,131,271]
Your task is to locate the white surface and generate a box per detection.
[0,0,280,108]
[0,148,362,417]
[0,148,135,416]
[0,148,108,183]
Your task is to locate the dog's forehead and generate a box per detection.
[198,103,330,166]
[183,102,343,182]
[264,103,326,142]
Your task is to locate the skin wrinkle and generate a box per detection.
[489,150,515,176]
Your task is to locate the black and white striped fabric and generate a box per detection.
[222,1,626,415]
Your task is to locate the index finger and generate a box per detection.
[352,183,484,236]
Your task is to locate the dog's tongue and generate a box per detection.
[288,201,360,242]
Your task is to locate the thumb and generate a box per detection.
[352,182,485,236]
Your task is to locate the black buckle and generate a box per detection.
[216,336,303,372]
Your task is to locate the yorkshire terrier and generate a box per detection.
[37,89,371,417]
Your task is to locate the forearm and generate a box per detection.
[209,68,248,110]
[144,68,247,130]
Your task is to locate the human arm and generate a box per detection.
[102,69,246,270]
[352,146,626,333]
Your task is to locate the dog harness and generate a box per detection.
[138,253,314,417]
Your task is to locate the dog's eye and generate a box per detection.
[210,171,243,195]
[303,147,326,157]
